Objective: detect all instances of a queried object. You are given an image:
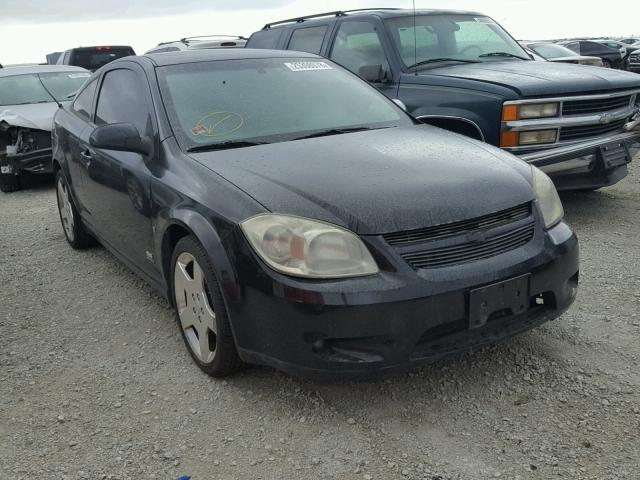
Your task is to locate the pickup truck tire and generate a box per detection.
[55,170,95,249]
[602,60,612,68]
[0,173,21,193]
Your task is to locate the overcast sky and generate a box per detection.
[1,0,638,64]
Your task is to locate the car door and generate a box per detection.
[327,19,398,99]
[79,64,158,278]
[65,77,99,210]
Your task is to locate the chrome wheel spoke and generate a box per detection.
[179,306,197,330]
[192,261,204,290]
[174,261,193,304]
[57,179,75,239]
[198,328,214,363]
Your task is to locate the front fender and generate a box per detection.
[398,80,507,145]
[155,208,241,306]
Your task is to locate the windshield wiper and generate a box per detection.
[479,52,529,60]
[294,127,380,140]
[187,140,268,153]
[407,58,479,70]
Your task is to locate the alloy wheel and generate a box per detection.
[57,177,75,242]
[174,252,218,364]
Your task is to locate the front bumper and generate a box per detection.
[229,221,579,379]
[0,147,54,175]
[517,131,639,191]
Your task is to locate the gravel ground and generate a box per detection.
[2,153,639,480]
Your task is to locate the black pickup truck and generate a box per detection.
[247,8,640,191]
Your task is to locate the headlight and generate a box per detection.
[502,102,559,121]
[240,214,379,279]
[531,166,564,229]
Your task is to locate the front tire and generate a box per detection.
[0,173,20,193]
[171,236,244,377]
[55,170,95,249]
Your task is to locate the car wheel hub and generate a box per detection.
[174,252,217,364]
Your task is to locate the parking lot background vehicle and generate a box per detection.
[145,36,248,54]
[0,65,90,192]
[629,49,640,72]
[557,40,624,68]
[248,9,640,192]
[56,46,135,71]
[524,42,603,66]
[52,49,577,378]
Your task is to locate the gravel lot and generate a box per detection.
[2,153,639,480]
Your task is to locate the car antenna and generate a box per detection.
[413,0,418,76]
[36,73,63,108]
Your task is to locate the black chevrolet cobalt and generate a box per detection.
[52,49,579,378]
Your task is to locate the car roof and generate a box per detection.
[67,46,134,52]
[144,48,319,67]
[0,64,89,77]
[261,8,484,29]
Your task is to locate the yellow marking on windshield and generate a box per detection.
[191,111,244,137]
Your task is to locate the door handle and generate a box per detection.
[80,150,92,160]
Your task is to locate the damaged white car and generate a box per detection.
[0,65,90,192]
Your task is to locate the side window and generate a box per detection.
[329,21,388,76]
[71,78,98,120]
[287,26,328,54]
[95,69,151,135]
[247,29,284,49]
[581,42,597,54]
[565,42,580,54]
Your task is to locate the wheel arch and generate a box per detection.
[417,115,486,141]
[159,211,241,309]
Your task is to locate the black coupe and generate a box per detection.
[52,50,579,378]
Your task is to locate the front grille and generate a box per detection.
[562,95,632,115]
[559,119,627,142]
[400,223,535,270]
[383,203,531,247]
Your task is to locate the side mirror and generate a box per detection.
[358,64,389,83]
[90,123,151,156]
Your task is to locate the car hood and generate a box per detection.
[189,126,534,235]
[0,102,59,131]
[421,60,640,96]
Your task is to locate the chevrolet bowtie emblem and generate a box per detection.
[599,113,614,125]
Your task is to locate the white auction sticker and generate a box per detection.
[284,61,333,72]
[1,166,12,174]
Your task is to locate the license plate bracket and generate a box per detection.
[598,142,630,170]
[469,274,530,329]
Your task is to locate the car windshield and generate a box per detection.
[0,71,91,106]
[158,57,409,149]
[529,43,578,59]
[385,14,529,68]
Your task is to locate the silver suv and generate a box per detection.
[145,36,247,54]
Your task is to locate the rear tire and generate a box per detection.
[0,173,20,193]
[603,60,612,68]
[171,235,245,377]
[55,170,95,249]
